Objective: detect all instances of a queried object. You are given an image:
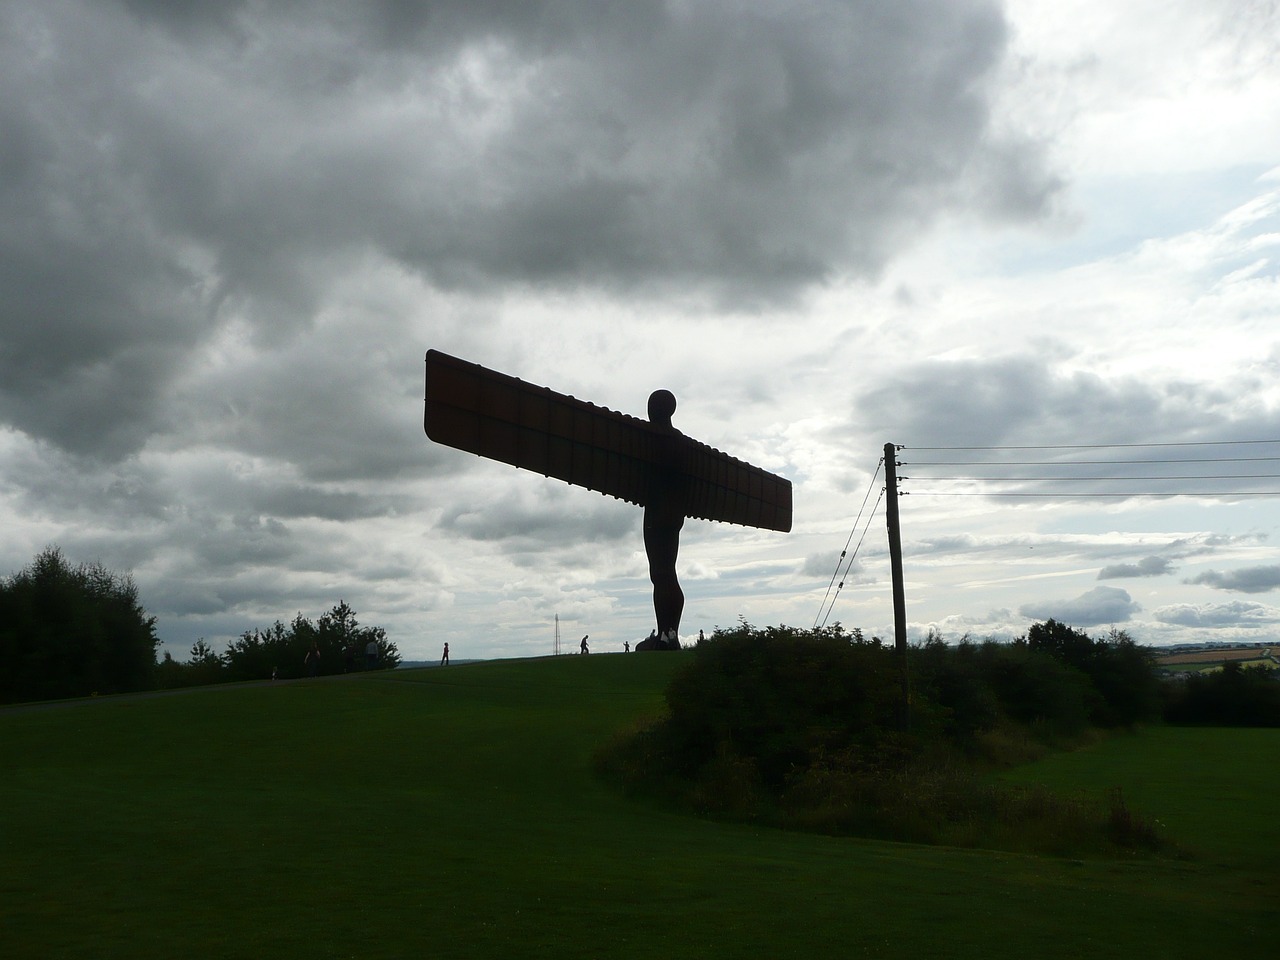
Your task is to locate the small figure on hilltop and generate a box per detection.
[698,629,705,644]
[441,642,450,666]
[580,635,590,655]
[365,637,379,670]
[624,640,631,653]
[305,642,321,677]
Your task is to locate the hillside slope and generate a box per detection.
[1,654,1275,959]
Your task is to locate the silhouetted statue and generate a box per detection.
[423,350,792,649]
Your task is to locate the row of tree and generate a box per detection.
[0,547,399,704]
[156,600,400,687]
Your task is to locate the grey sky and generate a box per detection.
[2,0,1278,659]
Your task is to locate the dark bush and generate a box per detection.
[913,638,1098,740]
[598,621,1174,855]
[1163,662,1280,726]
[658,622,908,791]
[1025,621,1160,727]
[0,547,159,704]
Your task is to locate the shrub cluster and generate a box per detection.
[597,621,1170,855]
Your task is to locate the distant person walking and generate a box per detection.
[580,635,589,655]
[305,642,320,678]
[624,640,630,653]
[440,642,450,666]
[365,638,379,670]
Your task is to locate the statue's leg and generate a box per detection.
[643,508,684,640]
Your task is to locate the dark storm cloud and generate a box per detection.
[0,0,1053,461]
[1019,586,1139,626]
[1186,565,1280,594]
[1098,555,1175,579]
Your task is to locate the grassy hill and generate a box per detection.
[1,654,1276,959]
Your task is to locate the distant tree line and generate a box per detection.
[1162,660,1280,726]
[0,547,399,704]
[155,600,400,687]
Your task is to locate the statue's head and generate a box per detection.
[647,389,677,426]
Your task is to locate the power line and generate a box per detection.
[820,437,1280,632]
[814,463,885,630]
[902,441,1280,498]
[907,491,1279,498]
[905,439,1280,451]
[902,456,1280,465]
[909,474,1280,482]
[816,489,884,629]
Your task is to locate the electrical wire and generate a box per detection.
[899,438,1280,499]
[905,439,1280,450]
[814,488,885,632]
[813,460,883,630]
[818,437,1280,631]
[908,491,1278,498]
[903,456,1280,465]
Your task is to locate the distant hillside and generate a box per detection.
[1153,646,1278,673]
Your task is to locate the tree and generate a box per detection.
[221,602,400,680]
[187,638,226,686]
[1024,620,1159,726]
[1163,662,1280,726]
[223,619,290,681]
[1027,619,1096,670]
[0,547,159,703]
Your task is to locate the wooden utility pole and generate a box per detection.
[883,442,910,727]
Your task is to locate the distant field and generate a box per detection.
[1170,658,1277,674]
[1154,647,1275,667]
[2,656,1276,959]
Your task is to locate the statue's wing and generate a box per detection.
[682,440,793,533]
[424,350,792,532]
[426,349,654,506]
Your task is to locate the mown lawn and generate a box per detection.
[1,654,1275,959]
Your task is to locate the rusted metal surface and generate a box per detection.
[424,350,792,532]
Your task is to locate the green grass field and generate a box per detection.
[2,655,1277,959]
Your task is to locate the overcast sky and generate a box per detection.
[3,0,1279,661]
